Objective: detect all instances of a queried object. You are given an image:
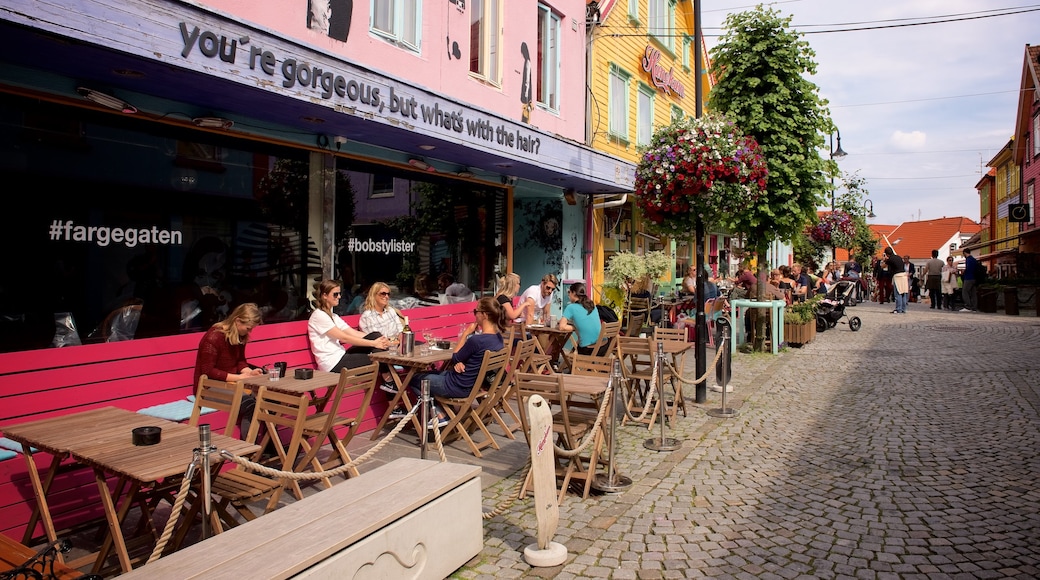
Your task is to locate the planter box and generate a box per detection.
[784,321,816,345]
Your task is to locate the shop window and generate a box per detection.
[371,0,421,52]
[609,64,630,142]
[370,173,395,198]
[536,4,560,111]
[469,0,501,85]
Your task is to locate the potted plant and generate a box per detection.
[783,296,820,346]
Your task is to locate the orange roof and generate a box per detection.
[883,217,981,261]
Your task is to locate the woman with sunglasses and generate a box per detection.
[308,279,390,372]
[359,283,403,341]
[407,297,507,426]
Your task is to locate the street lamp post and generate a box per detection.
[829,129,847,260]
[863,198,875,219]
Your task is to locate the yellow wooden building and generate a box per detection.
[585,0,718,304]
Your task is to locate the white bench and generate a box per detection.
[122,458,483,579]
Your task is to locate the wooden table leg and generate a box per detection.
[91,471,140,574]
[19,450,64,551]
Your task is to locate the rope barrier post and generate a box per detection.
[645,341,681,451]
[592,358,632,493]
[197,424,215,540]
[420,379,431,460]
[707,318,739,418]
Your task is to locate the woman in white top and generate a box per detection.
[359,282,403,340]
[308,279,390,372]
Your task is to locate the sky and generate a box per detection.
[698,1,1040,227]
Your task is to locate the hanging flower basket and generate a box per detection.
[808,210,856,248]
[633,113,768,236]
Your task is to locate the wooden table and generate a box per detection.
[526,325,572,369]
[367,348,455,439]
[3,407,259,574]
[242,369,341,408]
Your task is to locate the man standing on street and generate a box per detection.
[922,250,944,309]
[884,247,908,314]
[961,249,978,312]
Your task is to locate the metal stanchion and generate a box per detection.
[420,379,431,460]
[591,358,632,493]
[644,341,681,451]
[707,318,739,418]
[196,424,215,539]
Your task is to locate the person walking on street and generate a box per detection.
[885,247,908,314]
[922,250,944,309]
[874,256,892,304]
[961,248,978,312]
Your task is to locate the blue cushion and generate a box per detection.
[0,449,15,462]
[137,397,215,422]
[0,436,34,454]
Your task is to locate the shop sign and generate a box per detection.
[641,45,685,98]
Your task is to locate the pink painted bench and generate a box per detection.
[0,300,477,541]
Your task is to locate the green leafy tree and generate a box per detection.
[708,6,833,272]
[708,6,834,351]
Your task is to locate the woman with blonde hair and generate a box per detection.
[193,302,264,386]
[308,279,390,372]
[359,282,403,340]
[495,273,534,322]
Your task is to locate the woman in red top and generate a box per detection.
[193,303,264,386]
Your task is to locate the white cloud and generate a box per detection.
[889,131,927,151]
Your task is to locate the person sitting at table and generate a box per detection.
[404,296,507,427]
[359,282,405,395]
[308,279,390,374]
[495,272,535,325]
[518,273,558,324]
[193,302,266,441]
[411,273,441,306]
[558,282,602,355]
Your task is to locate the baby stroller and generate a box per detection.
[816,280,862,332]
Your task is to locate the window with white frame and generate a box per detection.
[682,35,692,70]
[609,64,630,141]
[536,4,560,111]
[470,0,501,84]
[371,0,420,52]
[1034,114,1040,158]
[648,0,674,51]
[1028,181,1035,225]
[637,84,655,146]
[628,0,639,22]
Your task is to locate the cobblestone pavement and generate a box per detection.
[451,301,1040,579]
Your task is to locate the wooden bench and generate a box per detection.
[0,300,476,540]
[117,458,483,580]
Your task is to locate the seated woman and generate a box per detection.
[495,273,534,328]
[308,279,390,373]
[193,302,266,440]
[406,296,507,426]
[558,282,602,355]
[359,282,404,395]
[411,273,441,306]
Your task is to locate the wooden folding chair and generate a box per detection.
[488,338,538,439]
[624,296,650,334]
[176,377,285,538]
[515,372,592,503]
[245,386,310,500]
[294,363,379,489]
[434,346,511,458]
[624,312,647,337]
[652,326,688,419]
[615,335,674,429]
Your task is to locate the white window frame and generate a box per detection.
[1027,181,1035,225]
[370,0,421,53]
[609,64,631,142]
[1034,114,1040,158]
[536,4,560,112]
[627,0,639,23]
[637,84,655,146]
[469,0,501,85]
[648,0,674,52]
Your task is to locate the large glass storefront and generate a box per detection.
[0,92,506,353]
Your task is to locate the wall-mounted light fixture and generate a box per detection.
[455,167,475,178]
[563,188,577,205]
[76,87,137,114]
[408,157,436,172]
[192,116,234,130]
[501,175,518,186]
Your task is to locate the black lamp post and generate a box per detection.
[829,129,847,260]
[863,198,875,219]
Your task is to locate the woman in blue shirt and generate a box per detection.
[559,282,602,355]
